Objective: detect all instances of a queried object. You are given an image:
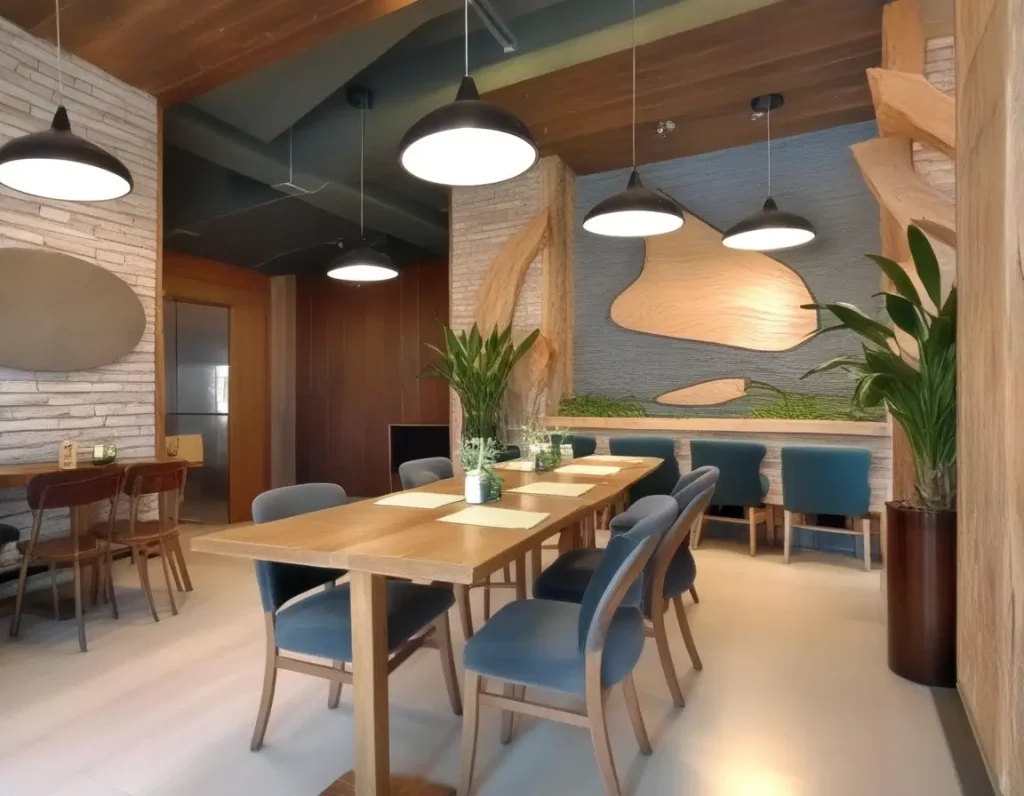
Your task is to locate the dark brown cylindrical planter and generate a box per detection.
[886,502,957,687]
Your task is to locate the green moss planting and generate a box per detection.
[557,394,649,418]
[744,381,885,422]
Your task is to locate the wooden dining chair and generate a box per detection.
[458,530,663,796]
[9,468,122,652]
[398,456,516,638]
[249,483,462,751]
[94,461,190,622]
[689,439,769,553]
[533,468,720,707]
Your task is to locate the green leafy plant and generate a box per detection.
[459,437,502,474]
[425,323,539,441]
[802,225,956,510]
[557,394,648,418]
[745,382,885,422]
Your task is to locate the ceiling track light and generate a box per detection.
[398,0,538,186]
[582,0,683,238]
[327,86,399,283]
[0,0,133,202]
[721,93,816,252]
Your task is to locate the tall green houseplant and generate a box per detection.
[426,322,539,441]
[802,225,956,510]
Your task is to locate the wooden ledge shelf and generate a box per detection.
[546,417,890,437]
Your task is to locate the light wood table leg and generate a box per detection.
[328,572,455,796]
[348,571,390,796]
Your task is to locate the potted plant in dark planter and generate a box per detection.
[803,225,956,687]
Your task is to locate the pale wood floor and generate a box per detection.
[0,529,963,796]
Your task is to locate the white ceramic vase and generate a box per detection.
[465,471,486,504]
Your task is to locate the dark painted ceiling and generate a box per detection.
[161,0,881,275]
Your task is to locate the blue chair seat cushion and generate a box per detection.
[274,580,455,662]
[534,546,696,615]
[462,598,645,695]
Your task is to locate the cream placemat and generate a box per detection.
[584,455,643,463]
[509,482,596,498]
[439,506,549,529]
[556,464,622,476]
[375,493,465,509]
[495,461,535,471]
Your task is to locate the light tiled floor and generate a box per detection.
[0,531,963,796]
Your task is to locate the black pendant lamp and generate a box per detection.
[398,0,537,186]
[583,0,683,238]
[722,94,816,251]
[0,0,132,202]
[328,88,399,283]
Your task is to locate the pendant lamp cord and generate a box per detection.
[54,0,63,104]
[766,103,772,197]
[631,0,636,168]
[359,104,365,236]
[464,0,470,77]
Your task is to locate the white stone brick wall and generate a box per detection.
[913,36,955,201]
[0,17,158,580]
[450,163,545,442]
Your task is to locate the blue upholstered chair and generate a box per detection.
[608,435,681,504]
[458,530,664,796]
[398,456,454,489]
[689,439,770,555]
[535,468,719,707]
[248,483,461,751]
[550,433,598,459]
[496,445,521,463]
[780,446,873,570]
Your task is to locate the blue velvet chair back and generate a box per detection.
[550,433,597,459]
[251,483,348,613]
[603,495,679,612]
[781,445,872,517]
[690,439,768,508]
[608,436,681,501]
[398,457,454,490]
[577,533,660,654]
[659,467,720,556]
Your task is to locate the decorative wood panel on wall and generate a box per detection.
[0,249,146,372]
[656,378,750,406]
[956,0,1024,791]
[610,212,817,351]
[163,253,270,522]
[575,122,882,416]
[295,260,449,497]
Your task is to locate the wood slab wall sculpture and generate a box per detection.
[0,248,146,372]
[867,68,956,158]
[656,378,750,406]
[475,211,549,333]
[610,213,817,351]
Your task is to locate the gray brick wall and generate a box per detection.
[450,162,545,442]
[0,17,157,581]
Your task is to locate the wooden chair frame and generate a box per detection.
[692,505,769,555]
[458,536,659,796]
[642,487,715,707]
[250,581,462,751]
[9,470,122,652]
[783,510,876,572]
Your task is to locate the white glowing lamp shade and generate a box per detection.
[327,247,398,282]
[721,197,816,251]
[399,76,538,187]
[582,170,685,238]
[0,107,133,201]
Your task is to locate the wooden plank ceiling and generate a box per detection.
[0,0,421,104]
[484,0,884,175]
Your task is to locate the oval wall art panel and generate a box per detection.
[0,248,146,372]
[609,213,818,351]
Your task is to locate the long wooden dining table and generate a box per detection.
[190,454,662,796]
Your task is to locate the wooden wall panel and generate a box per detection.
[956,0,1024,792]
[163,253,271,522]
[270,276,297,488]
[295,261,449,497]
